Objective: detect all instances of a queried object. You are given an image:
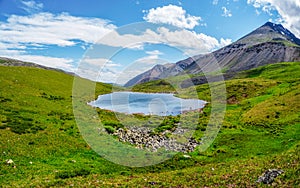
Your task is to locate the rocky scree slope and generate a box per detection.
[125,22,300,87]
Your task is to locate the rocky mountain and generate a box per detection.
[124,63,172,87]
[124,57,197,87]
[125,22,300,87]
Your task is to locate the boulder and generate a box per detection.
[257,169,284,184]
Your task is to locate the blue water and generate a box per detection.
[88,92,206,116]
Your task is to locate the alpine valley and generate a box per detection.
[0,21,299,187]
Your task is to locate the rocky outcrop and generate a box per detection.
[109,126,200,153]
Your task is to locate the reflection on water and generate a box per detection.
[88,92,206,116]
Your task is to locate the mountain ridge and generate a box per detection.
[0,57,75,76]
[125,22,300,87]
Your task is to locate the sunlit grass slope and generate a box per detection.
[0,62,299,187]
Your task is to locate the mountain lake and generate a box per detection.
[88,92,206,116]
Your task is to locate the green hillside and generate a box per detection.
[0,62,299,187]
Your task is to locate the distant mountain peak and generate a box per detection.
[263,21,280,28]
[263,22,295,37]
[124,21,300,87]
[237,21,300,46]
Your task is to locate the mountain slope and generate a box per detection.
[124,63,174,87]
[125,22,300,86]
[0,57,74,76]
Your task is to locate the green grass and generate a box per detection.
[0,62,299,187]
[131,79,177,93]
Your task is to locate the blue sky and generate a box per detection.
[0,0,299,84]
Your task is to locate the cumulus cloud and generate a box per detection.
[222,7,232,17]
[0,12,116,48]
[0,12,116,72]
[20,0,43,13]
[247,0,300,37]
[98,27,232,56]
[143,4,201,29]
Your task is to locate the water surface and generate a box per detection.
[89,92,206,116]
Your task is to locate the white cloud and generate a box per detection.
[146,50,163,56]
[98,27,231,56]
[0,10,234,83]
[20,0,43,13]
[79,54,170,84]
[0,12,116,72]
[3,54,74,71]
[134,55,159,65]
[143,4,201,29]
[220,38,232,47]
[76,58,122,83]
[0,12,116,48]
[81,58,120,68]
[212,0,219,5]
[76,67,119,83]
[247,0,300,37]
[0,40,74,71]
[222,7,232,17]
[79,51,165,84]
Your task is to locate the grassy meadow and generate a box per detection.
[0,62,299,187]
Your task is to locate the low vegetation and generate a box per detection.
[0,62,299,187]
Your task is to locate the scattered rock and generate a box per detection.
[108,126,201,153]
[257,169,284,184]
[148,181,157,185]
[6,159,14,164]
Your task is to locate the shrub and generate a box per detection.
[104,125,115,134]
[103,121,124,129]
[55,168,90,179]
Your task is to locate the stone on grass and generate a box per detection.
[6,159,14,164]
[257,169,284,184]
